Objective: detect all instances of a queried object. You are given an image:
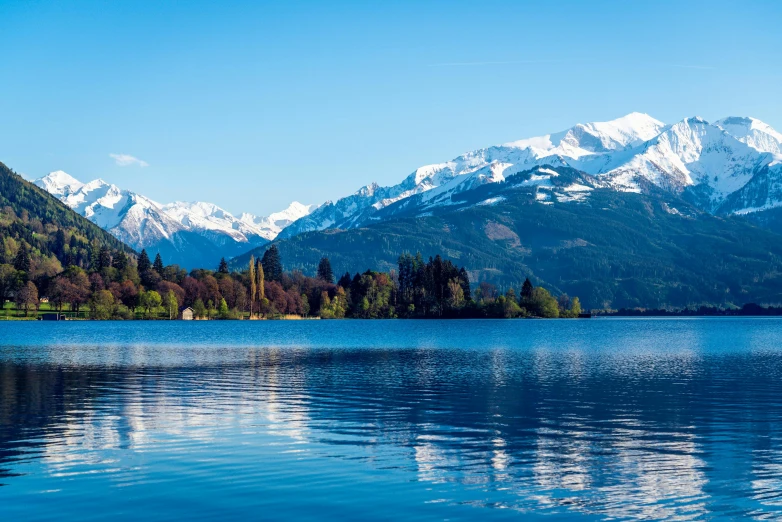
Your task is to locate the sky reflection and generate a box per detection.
[2,319,782,520]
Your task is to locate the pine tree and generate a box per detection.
[338,272,352,289]
[54,229,67,258]
[89,238,101,269]
[261,245,283,282]
[13,242,31,274]
[521,278,534,301]
[218,257,229,274]
[112,251,129,271]
[153,253,164,273]
[249,255,256,317]
[138,249,151,273]
[98,246,112,270]
[317,257,334,283]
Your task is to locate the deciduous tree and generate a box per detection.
[15,280,38,316]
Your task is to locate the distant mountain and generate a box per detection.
[0,162,133,270]
[279,113,782,237]
[34,171,314,269]
[234,164,782,310]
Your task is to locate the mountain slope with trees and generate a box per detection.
[231,166,782,310]
[0,162,134,278]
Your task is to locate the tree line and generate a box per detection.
[1,239,582,319]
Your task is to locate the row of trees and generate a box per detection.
[2,239,582,319]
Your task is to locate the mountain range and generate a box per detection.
[34,171,314,269]
[279,113,782,238]
[31,112,782,308]
[229,113,782,309]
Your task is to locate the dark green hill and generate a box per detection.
[232,172,782,310]
[0,162,134,270]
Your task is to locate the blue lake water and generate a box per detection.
[2,318,782,520]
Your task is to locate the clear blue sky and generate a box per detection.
[2,0,780,215]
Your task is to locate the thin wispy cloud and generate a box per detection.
[429,59,562,67]
[428,60,716,71]
[666,64,716,70]
[110,153,149,167]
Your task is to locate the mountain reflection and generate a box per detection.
[2,328,782,518]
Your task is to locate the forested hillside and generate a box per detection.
[0,162,134,289]
[232,174,782,310]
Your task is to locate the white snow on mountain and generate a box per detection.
[35,170,84,197]
[716,116,782,155]
[34,172,313,267]
[281,112,782,237]
[238,202,316,239]
[591,117,780,205]
[33,112,782,264]
[503,112,665,157]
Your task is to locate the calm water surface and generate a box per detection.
[2,318,782,520]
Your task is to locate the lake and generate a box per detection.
[2,318,782,520]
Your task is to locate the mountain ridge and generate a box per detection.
[34,171,314,268]
[279,113,782,238]
[233,164,782,310]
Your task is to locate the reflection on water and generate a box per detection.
[1,319,782,520]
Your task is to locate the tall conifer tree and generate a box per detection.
[138,249,151,273]
[521,278,534,300]
[218,257,229,274]
[317,257,334,283]
[13,242,31,273]
[261,245,282,282]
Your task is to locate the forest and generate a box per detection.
[1,238,581,320]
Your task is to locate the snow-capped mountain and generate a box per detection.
[717,116,782,155]
[162,200,312,245]
[33,112,782,268]
[34,172,313,268]
[237,201,315,240]
[280,112,782,237]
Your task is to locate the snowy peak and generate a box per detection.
[559,112,666,153]
[594,115,779,203]
[504,112,665,156]
[268,201,316,225]
[239,201,316,240]
[35,170,84,196]
[716,116,782,155]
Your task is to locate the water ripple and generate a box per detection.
[2,319,782,520]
